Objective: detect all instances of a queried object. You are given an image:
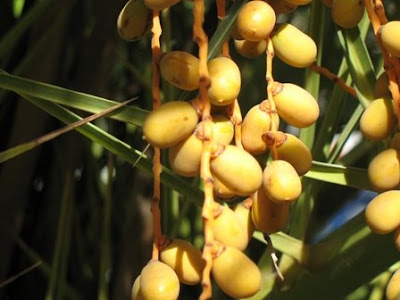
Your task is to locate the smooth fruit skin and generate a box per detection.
[365,190,400,234]
[160,239,205,285]
[272,23,317,68]
[144,0,180,10]
[242,101,279,155]
[236,1,276,42]
[360,97,395,140]
[212,204,249,250]
[143,101,198,148]
[117,0,152,41]
[234,39,267,59]
[160,51,200,91]
[210,115,234,145]
[210,145,263,196]
[140,260,180,300]
[212,173,237,200]
[276,133,312,175]
[263,160,302,203]
[208,57,241,106]
[386,268,400,300]
[168,133,202,177]
[232,201,255,246]
[212,246,261,299]
[367,148,400,192]
[251,186,290,233]
[272,82,319,128]
[381,21,400,58]
[331,0,365,29]
[131,275,143,300]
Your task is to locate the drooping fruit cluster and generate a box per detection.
[118,0,321,299]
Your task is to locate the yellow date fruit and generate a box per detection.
[208,57,241,106]
[331,0,365,29]
[168,133,202,177]
[211,145,263,196]
[212,204,248,250]
[367,148,400,192]
[276,133,312,175]
[386,269,400,300]
[381,21,400,58]
[140,260,180,300]
[144,0,180,10]
[236,1,276,42]
[272,23,317,68]
[143,101,198,148]
[234,39,267,59]
[160,51,200,91]
[232,200,255,246]
[242,100,280,155]
[117,0,152,41]
[365,190,400,234]
[360,97,395,140]
[213,173,237,200]
[212,246,261,299]
[131,275,143,300]
[210,115,234,145]
[160,239,204,285]
[251,185,290,234]
[272,82,319,128]
[263,160,302,203]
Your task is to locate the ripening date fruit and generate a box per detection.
[275,132,312,175]
[263,160,302,203]
[367,148,400,192]
[272,82,319,128]
[331,0,365,29]
[242,100,280,155]
[272,23,317,68]
[210,145,263,196]
[208,57,241,106]
[160,51,200,91]
[117,0,152,41]
[160,238,204,285]
[144,0,180,10]
[212,204,248,250]
[381,21,400,58]
[140,260,180,300]
[212,245,261,299]
[143,101,198,148]
[232,200,255,246]
[213,173,237,200]
[251,185,290,233]
[131,275,143,300]
[234,39,267,59]
[236,1,276,42]
[210,115,235,145]
[386,268,400,300]
[360,97,395,140]
[365,190,400,234]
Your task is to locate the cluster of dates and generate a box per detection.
[134,0,321,298]
[359,20,400,300]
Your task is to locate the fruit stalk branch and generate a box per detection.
[192,0,216,299]
[365,0,400,125]
[150,10,163,261]
[216,0,229,57]
[266,38,279,160]
[310,62,357,98]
